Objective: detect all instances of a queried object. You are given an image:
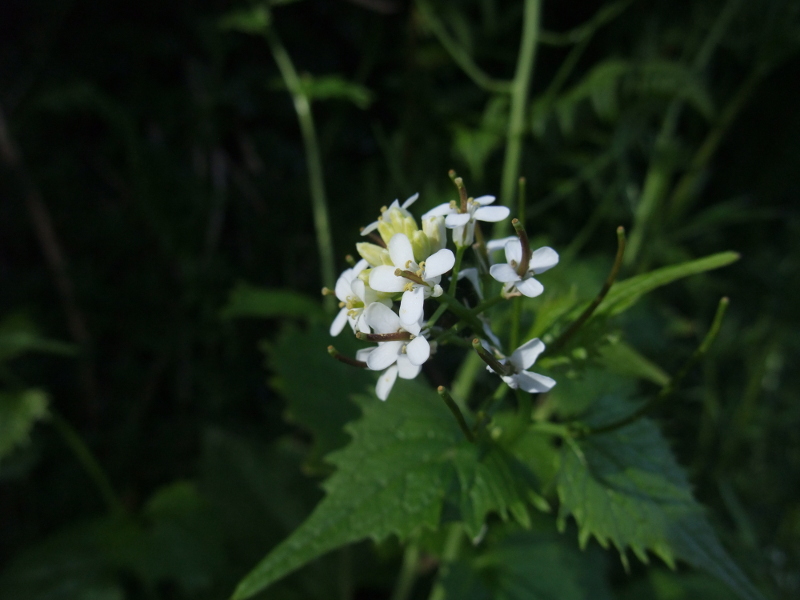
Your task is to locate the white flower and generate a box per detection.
[421,195,509,247]
[330,259,390,336]
[489,338,556,393]
[361,193,419,238]
[359,303,431,401]
[369,233,455,326]
[489,239,558,298]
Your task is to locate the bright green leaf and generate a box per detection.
[596,251,739,317]
[221,284,325,322]
[298,75,374,109]
[264,323,368,472]
[556,397,765,600]
[232,379,541,599]
[444,526,614,600]
[597,339,670,386]
[0,390,49,461]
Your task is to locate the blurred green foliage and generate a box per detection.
[1,0,799,598]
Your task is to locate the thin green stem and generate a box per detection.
[496,0,542,240]
[415,0,512,94]
[469,294,505,316]
[50,413,123,514]
[433,290,484,333]
[537,0,634,46]
[448,244,467,297]
[438,387,475,443]
[584,297,729,436]
[549,227,626,354]
[263,22,336,310]
[390,543,420,600]
[427,524,465,600]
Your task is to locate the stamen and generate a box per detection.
[356,331,414,342]
[328,346,367,368]
[394,268,428,286]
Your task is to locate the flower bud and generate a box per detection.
[410,230,432,263]
[423,215,446,253]
[377,206,419,244]
[356,242,390,267]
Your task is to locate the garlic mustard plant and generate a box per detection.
[326,173,560,408]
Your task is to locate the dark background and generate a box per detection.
[1,0,798,598]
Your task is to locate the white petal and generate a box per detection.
[366,341,402,371]
[424,249,455,278]
[504,238,522,266]
[356,313,371,334]
[361,220,379,236]
[406,336,430,366]
[388,233,415,268]
[402,192,419,209]
[501,374,519,389]
[396,355,422,379]
[445,212,471,228]
[482,320,501,348]
[356,347,373,362]
[529,246,559,274]
[352,259,369,278]
[399,287,425,325]
[421,203,455,219]
[486,236,517,254]
[515,371,556,393]
[364,302,401,334]
[369,265,406,293]
[474,205,510,222]
[473,195,496,205]
[334,269,354,301]
[510,338,545,370]
[376,365,398,401]
[516,277,544,298]
[330,308,349,336]
[490,263,521,283]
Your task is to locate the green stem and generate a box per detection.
[415,0,512,94]
[549,227,626,354]
[263,22,336,310]
[50,413,123,514]
[434,290,485,334]
[438,387,475,443]
[427,524,465,600]
[584,297,729,436]
[496,0,542,239]
[448,244,467,296]
[390,543,420,600]
[470,294,505,316]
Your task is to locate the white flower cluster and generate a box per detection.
[329,188,559,400]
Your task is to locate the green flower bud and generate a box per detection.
[356,242,389,267]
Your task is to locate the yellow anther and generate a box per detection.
[403,282,415,292]
[339,301,346,308]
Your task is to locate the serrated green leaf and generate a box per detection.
[0,389,49,461]
[556,397,765,600]
[596,251,739,317]
[265,324,368,471]
[445,526,614,600]
[221,284,325,322]
[232,379,542,599]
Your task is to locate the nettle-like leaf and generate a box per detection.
[232,379,541,600]
[556,397,765,600]
[264,324,369,472]
[443,524,614,600]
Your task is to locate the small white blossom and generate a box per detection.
[330,259,390,336]
[361,193,419,238]
[489,338,556,393]
[422,195,509,247]
[489,239,558,298]
[369,233,455,326]
[359,303,431,401]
